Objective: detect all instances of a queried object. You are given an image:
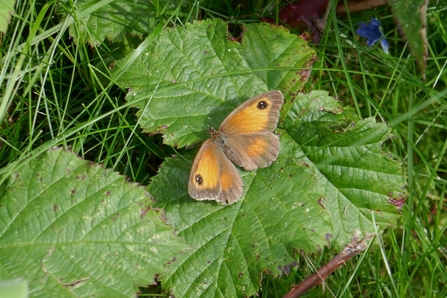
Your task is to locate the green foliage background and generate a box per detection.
[0,0,446,297]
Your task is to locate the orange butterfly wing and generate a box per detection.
[219,90,283,170]
[188,139,243,204]
[219,90,283,135]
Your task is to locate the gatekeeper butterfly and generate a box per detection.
[188,90,284,204]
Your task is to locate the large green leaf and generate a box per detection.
[116,19,316,147]
[149,91,405,297]
[115,19,405,296]
[0,148,188,297]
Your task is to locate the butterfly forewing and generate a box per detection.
[188,140,221,200]
[219,90,283,135]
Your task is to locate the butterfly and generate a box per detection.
[188,90,284,204]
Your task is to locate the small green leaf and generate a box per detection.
[0,148,188,298]
[59,0,169,46]
[149,91,405,297]
[0,279,28,298]
[390,0,428,74]
[116,19,316,147]
[0,0,15,34]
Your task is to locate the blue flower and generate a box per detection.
[356,17,389,54]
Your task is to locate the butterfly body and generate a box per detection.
[188,91,284,204]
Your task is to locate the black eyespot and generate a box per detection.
[257,100,268,109]
[195,174,203,185]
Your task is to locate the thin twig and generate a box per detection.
[336,0,388,15]
[283,230,374,298]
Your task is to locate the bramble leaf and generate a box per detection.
[115,19,405,297]
[0,148,188,297]
[116,19,316,148]
[149,91,405,297]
